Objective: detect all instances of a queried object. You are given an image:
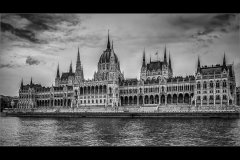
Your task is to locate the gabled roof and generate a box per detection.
[146,61,164,71]
[200,64,234,77]
[61,72,75,80]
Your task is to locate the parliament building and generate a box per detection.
[17,32,237,108]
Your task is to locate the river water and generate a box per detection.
[0,116,240,146]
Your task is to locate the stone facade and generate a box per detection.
[17,32,237,109]
[237,87,240,106]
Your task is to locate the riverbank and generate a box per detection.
[4,110,240,118]
[3,105,240,118]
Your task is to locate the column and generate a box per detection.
[207,96,209,106]
[220,95,223,107]
[165,95,167,105]
[214,95,215,107]
[137,95,139,106]
[159,94,161,105]
[176,95,178,105]
[200,96,202,107]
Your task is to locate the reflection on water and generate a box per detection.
[0,116,240,146]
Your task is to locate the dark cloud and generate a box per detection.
[26,56,41,65]
[16,14,80,31]
[182,14,239,49]
[0,63,22,69]
[170,14,238,35]
[0,64,14,69]
[1,22,41,43]
[1,14,81,45]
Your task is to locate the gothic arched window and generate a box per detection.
[203,81,207,89]
[197,82,201,90]
[223,80,227,88]
[216,81,220,88]
[210,81,213,88]
[203,96,207,101]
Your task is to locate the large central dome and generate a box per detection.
[99,50,119,64]
[98,31,119,64]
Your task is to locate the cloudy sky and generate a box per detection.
[0,13,239,96]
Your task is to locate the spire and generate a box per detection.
[142,48,146,67]
[164,45,167,64]
[150,55,151,63]
[107,29,111,49]
[169,52,172,71]
[21,78,23,90]
[69,61,73,73]
[76,47,81,69]
[197,56,201,73]
[223,52,226,66]
[197,56,200,68]
[30,77,33,86]
[111,40,114,51]
[56,63,60,78]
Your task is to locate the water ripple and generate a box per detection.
[0,117,240,146]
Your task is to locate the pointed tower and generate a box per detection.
[21,78,24,90]
[169,52,172,71]
[69,61,73,73]
[168,52,173,78]
[55,63,60,87]
[222,52,228,71]
[142,48,146,67]
[29,77,33,88]
[197,56,201,73]
[111,40,114,51]
[223,52,226,66]
[56,63,60,78]
[75,47,84,84]
[150,55,151,63]
[76,47,81,71]
[107,30,111,50]
[164,45,167,64]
